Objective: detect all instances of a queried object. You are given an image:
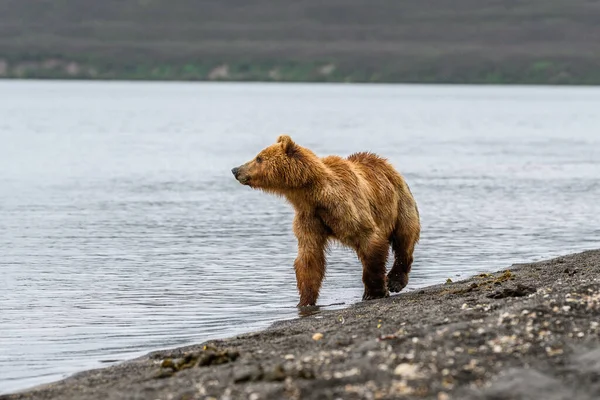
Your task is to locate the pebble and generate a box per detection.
[438,392,450,400]
[393,363,421,379]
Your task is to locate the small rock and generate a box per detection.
[312,332,324,341]
[393,363,422,379]
[233,365,263,383]
[297,367,316,380]
[333,367,361,379]
[546,347,563,356]
[264,364,287,381]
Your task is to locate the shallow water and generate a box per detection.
[1,81,599,394]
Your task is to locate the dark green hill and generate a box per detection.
[1,0,599,83]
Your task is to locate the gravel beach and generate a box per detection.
[3,249,600,400]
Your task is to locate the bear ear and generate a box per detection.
[277,134,297,156]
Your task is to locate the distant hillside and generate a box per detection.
[1,0,600,84]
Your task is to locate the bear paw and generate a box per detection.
[362,288,390,301]
[387,273,408,293]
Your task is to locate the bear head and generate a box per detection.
[231,135,317,193]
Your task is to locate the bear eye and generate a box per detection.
[256,156,263,163]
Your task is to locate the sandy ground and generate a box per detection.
[3,249,600,400]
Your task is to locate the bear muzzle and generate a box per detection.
[231,166,250,185]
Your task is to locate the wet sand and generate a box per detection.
[3,249,600,400]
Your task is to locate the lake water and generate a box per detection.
[1,81,599,394]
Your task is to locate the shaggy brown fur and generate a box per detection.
[232,135,420,307]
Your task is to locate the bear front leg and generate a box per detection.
[357,235,390,301]
[294,248,326,307]
[293,215,328,307]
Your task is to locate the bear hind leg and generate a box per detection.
[387,225,418,293]
[358,235,390,301]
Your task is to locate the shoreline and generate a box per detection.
[3,248,600,400]
[2,76,600,87]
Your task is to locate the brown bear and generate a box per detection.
[232,135,420,307]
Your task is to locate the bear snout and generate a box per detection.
[232,166,250,184]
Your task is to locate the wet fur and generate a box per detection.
[232,135,420,307]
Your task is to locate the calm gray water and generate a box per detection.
[1,81,599,394]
